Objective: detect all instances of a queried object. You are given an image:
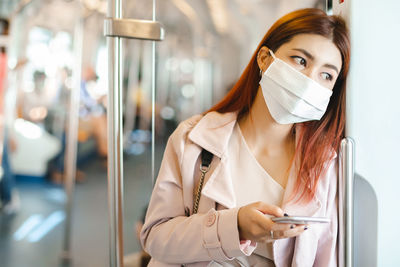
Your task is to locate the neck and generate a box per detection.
[238,87,295,156]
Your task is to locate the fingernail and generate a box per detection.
[304,226,308,230]
[290,225,294,229]
[284,213,289,217]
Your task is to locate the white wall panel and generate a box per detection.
[335,0,400,266]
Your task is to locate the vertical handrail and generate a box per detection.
[339,138,355,267]
[61,15,84,263]
[105,0,163,265]
[107,0,124,266]
[151,0,156,185]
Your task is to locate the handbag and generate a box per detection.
[192,149,213,214]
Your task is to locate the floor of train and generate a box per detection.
[0,144,164,267]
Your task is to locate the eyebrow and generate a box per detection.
[292,48,339,74]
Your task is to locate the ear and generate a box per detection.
[257,46,272,73]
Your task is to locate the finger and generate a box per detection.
[272,222,306,232]
[253,202,284,217]
[272,225,307,239]
[283,225,307,238]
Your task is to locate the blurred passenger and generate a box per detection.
[48,67,96,184]
[47,67,83,184]
[79,66,100,118]
[0,18,19,215]
[0,17,8,164]
[20,70,48,122]
[79,66,107,162]
[0,134,19,215]
[49,67,71,140]
[141,8,350,266]
[48,131,85,184]
[49,66,107,183]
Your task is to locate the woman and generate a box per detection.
[141,8,350,267]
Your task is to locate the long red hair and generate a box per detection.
[207,8,350,202]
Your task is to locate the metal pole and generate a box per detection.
[104,1,163,265]
[107,0,124,266]
[151,0,156,185]
[339,138,355,267]
[61,15,84,263]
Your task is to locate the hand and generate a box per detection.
[237,201,306,243]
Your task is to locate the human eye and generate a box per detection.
[290,56,306,67]
[321,72,333,81]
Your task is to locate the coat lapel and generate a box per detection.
[188,111,237,158]
[186,111,238,209]
[201,156,236,209]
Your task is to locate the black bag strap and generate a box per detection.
[193,149,213,214]
[201,149,213,168]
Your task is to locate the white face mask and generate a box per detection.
[259,50,333,124]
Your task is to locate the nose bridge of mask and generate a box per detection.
[267,50,332,110]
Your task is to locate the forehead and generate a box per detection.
[278,34,342,70]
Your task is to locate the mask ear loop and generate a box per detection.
[260,49,276,76]
[269,49,276,59]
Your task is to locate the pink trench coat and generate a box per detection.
[140,111,339,267]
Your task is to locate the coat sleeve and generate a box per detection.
[140,119,250,264]
[313,159,339,267]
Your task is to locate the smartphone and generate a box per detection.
[271,216,330,224]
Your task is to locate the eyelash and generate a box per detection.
[291,56,306,66]
[322,73,333,81]
[291,56,333,81]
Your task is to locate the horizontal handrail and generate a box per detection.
[104,18,165,41]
